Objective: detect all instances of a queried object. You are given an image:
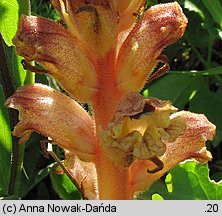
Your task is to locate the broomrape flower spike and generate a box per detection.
[6,1,216,200]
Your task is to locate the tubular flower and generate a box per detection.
[6,1,216,200]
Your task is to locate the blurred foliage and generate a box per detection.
[31,0,60,20]
[0,0,222,200]
[137,161,222,200]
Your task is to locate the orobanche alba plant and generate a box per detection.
[5,0,215,199]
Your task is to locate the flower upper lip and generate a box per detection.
[12,2,188,103]
[5,84,97,162]
[13,15,99,102]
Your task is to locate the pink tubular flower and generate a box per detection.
[6,1,215,199]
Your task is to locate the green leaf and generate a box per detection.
[0,0,19,46]
[201,0,222,28]
[0,14,30,195]
[0,0,34,85]
[3,44,26,88]
[184,0,204,19]
[0,85,12,196]
[0,35,26,95]
[0,0,31,46]
[0,33,26,196]
[189,83,222,147]
[137,161,222,200]
[50,164,81,200]
[146,0,158,7]
[145,73,202,109]
[18,0,31,17]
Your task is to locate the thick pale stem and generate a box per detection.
[96,150,132,199]
[91,50,132,199]
[91,51,122,127]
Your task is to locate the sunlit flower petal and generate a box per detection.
[5,84,96,162]
[116,2,188,92]
[111,0,145,33]
[13,16,98,102]
[52,0,118,57]
[129,111,215,196]
[100,92,187,167]
[61,151,98,200]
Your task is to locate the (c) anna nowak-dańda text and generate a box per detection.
[18,203,117,213]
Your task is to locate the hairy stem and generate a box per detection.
[95,150,132,199]
[91,50,132,199]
